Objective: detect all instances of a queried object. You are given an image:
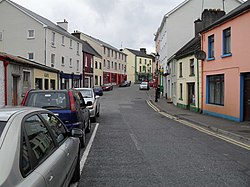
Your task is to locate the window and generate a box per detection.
[145,59,147,64]
[223,27,231,56]
[208,34,214,59]
[51,54,55,67]
[51,32,55,46]
[190,59,195,76]
[108,60,110,69]
[207,74,224,105]
[91,58,93,68]
[28,53,34,60]
[23,115,55,164]
[103,59,106,67]
[95,61,98,69]
[95,75,98,85]
[77,42,79,55]
[180,83,183,100]
[77,60,79,71]
[40,113,67,144]
[85,56,88,67]
[99,62,102,69]
[0,31,3,41]
[27,30,35,39]
[70,58,72,67]
[70,39,73,49]
[111,61,113,69]
[115,62,117,70]
[118,63,120,70]
[23,71,30,82]
[103,47,106,54]
[139,58,142,64]
[179,62,183,77]
[62,36,65,46]
[61,56,65,66]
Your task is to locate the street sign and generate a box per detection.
[194,50,206,60]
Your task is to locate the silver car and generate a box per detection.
[0,107,82,187]
[76,88,100,123]
[139,81,150,90]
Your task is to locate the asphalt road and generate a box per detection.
[77,84,250,187]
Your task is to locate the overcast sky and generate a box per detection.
[12,0,185,53]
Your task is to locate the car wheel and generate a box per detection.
[80,130,86,148]
[86,117,91,133]
[96,107,100,117]
[71,148,81,183]
[91,116,96,123]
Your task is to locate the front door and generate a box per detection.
[12,76,18,105]
[244,73,250,121]
[187,83,195,110]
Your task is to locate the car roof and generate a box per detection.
[0,107,46,121]
[75,88,93,91]
[29,89,69,93]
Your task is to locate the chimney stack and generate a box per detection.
[140,48,147,54]
[202,9,225,29]
[57,19,68,31]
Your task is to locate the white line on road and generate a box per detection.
[130,133,141,150]
[80,123,99,172]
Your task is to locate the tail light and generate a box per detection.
[68,91,77,112]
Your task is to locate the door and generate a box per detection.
[12,76,19,105]
[187,83,195,110]
[244,74,250,121]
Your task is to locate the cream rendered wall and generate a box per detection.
[94,56,103,86]
[176,55,202,111]
[0,61,4,107]
[123,49,136,83]
[33,69,58,90]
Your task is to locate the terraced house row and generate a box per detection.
[0,0,127,107]
[155,0,250,122]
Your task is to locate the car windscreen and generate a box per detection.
[25,92,70,109]
[0,121,7,138]
[79,90,93,98]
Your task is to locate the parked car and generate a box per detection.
[21,89,91,148]
[119,81,131,87]
[102,83,113,91]
[149,80,155,87]
[93,86,103,96]
[0,107,83,186]
[139,81,150,90]
[75,88,100,123]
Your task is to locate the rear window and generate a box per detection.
[25,92,70,109]
[79,90,93,98]
[0,121,7,138]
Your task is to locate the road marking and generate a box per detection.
[80,123,99,172]
[130,133,141,150]
[146,101,250,151]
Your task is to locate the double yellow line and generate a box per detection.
[146,100,250,151]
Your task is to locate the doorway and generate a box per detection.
[244,73,250,121]
[12,76,19,106]
[187,83,195,109]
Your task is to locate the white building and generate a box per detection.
[0,0,83,89]
[154,0,243,97]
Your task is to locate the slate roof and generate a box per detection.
[125,48,154,59]
[5,0,81,42]
[201,0,250,32]
[82,41,102,58]
[0,52,59,73]
[175,36,201,60]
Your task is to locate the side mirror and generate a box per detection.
[95,95,100,99]
[71,128,83,138]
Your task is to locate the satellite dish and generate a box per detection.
[194,50,206,60]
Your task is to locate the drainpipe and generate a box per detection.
[3,60,9,105]
[197,58,200,112]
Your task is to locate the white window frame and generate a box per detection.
[77,60,79,72]
[27,30,35,39]
[77,42,79,55]
[51,32,55,46]
[62,36,65,46]
[91,58,93,68]
[61,56,65,66]
[70,39,73,49]
[85,56,88,67]
[51,54,55,67]
[70,58,72,67]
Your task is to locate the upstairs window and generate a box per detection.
[190,59,195,76]
[223,27,231,56]
[62,36,65,46]
[0,31,3,41]
[69,58,72,67]
[28,53,34,60]
[208,34,214,59]
[99,62,102,69]
[77,60,79,71]
[77,42,79,55]
[70,39,73,49]
[51,54,55,67]
[179,62,183,77]
[85,56,88,67]
[61,56,65,66]
[27,30,35,39]
[51,32,55,46]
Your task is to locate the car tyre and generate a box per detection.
[91,116,96,123]
[71,148,81,183]
[86,117,91,133]
[80,130,86,148]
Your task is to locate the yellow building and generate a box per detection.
[122,48,154,83]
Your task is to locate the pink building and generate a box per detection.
[201,1,250,122]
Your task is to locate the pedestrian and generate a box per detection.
[155,86,160,102]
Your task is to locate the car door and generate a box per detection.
[22,114,67,187]
[75,91,88,130]
[40,113,79,183]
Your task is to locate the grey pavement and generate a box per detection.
[147,88,250,147]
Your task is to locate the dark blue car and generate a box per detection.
[93,86,103,96]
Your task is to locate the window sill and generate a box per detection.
[207,57,215,61]
[189,74,195,77]
[221,53,232,58]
